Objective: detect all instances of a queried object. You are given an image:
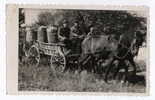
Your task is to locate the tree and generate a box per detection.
[32,9,147,45]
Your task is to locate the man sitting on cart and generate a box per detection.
[70,21,85,53]
[58,20,71,55]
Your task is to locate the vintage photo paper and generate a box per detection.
[7,5,149,95]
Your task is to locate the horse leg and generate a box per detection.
[78,54,88,73]
[124,60,129,83]
[63,57,70,73]
[77,61,83,73]
[105,58,115,83]
[129,57,137,76]
[91,55,96,73]
[113,61,121,80]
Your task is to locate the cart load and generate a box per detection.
[26,25,66,72]
[46,25,58,43]
[37,26,48,43]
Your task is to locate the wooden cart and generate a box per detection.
[27,40,66,72]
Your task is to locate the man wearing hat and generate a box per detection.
[70,21,85,53]
[70,21,84,38]
[58,20,71,55]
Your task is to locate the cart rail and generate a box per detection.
[36,40,65,47]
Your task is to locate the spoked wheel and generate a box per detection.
[27,45,40,67]
[50,53,66,73]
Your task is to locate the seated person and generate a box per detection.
[70,21,85,39]
[58,20,71,55]
[70,21,85,53]
[83,26,97,44]
[87,25,97,36]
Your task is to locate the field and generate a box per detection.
[18,57,146,93]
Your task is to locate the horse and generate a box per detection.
[79,31,139,83]
[78,34,117,72]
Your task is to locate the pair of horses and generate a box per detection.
[75,31,139,82]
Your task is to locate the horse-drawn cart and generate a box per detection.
[23,24,144,82]
[25,25,67,72]
[27,40,66,72]
[23,25,85,73]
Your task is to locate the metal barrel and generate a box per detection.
[37,26,48,43]
[46,26,58,43]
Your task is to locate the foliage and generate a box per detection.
[35,10,146,36]
[36,12,54,26]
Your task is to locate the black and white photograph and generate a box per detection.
[16,6,148,93]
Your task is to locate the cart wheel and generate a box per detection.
[27,45,40,67]
[50,53,66,73]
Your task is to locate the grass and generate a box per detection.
[18,59,146,93]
